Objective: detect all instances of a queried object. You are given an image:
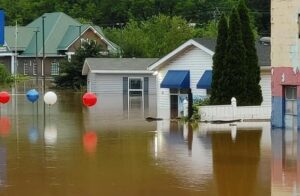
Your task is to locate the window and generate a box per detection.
[285,86,297,115]
[129,78,143,90]
[81,38,90,46]
[33,60,37,75]
[51,61,59,75]
[23,61,29,75]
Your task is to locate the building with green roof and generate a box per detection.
[0,12,120,77]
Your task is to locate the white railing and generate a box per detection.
[199,98,271,121]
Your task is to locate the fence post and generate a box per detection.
[231,97,237,120]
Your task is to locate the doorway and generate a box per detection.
[284,86,297,128]
[170,89,188,119]
[128,77,144,118]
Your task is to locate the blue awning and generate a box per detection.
[160,70,190,88]
[197,70,212,89]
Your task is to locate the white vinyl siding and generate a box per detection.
[260,73,271,106]
[157,46,212,119]
[88,73,156,95]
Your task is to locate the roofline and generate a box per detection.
[148,39,215,71]
[64,26,117,51]
[19,54,66,57]
[82,59,91,75]
[90,70,154,74]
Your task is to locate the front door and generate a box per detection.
[170,95,178,119]
[284,86,297,128]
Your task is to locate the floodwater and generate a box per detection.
[0,80,296,195]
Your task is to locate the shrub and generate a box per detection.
[0,64,13,83]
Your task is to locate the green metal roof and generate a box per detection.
[23,12,81,56]
[5,26,36,51]
[4,12,120,57]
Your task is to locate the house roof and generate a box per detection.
[57,24,119,52]
[23,12,80,56]
[193,38,271,66]
[5,26,36,51]
[148,39,214,70]
[82,58,159,75]
[148,38,271,70]
[4,12,120,57]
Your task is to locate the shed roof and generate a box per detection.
[82,58,159,75]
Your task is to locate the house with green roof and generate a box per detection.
[0,12,120,77]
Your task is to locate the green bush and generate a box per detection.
[0,64,13,84]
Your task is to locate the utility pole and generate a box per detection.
[76,25,82,47]
[42,16,46,92]
[42,16,46,128]
[34,29,39,86]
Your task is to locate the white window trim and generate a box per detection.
[33,61,37,75]
[51,61,59,76]
[23,61,29,75]
[128,77,144,92]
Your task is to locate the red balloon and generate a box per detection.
[83,131,98,154]
[0,117,11,137]
[0,91,10,104]
[83,92,97,107]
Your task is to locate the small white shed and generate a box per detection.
[82,58,159,118]
[148,38,271,119]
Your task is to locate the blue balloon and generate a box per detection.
[26,89,39,103]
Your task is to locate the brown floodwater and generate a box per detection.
[0,80,295,196]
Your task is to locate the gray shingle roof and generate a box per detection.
[85,58,159,71]
[193,38,270,66]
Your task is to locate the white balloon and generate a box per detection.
[44,91,57,105]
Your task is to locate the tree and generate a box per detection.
[220,8,247,105]
[0,64,12,84]
[238,0,262,105]
[210,15,228,105]
[105,15,198,58]
[54,41,102,90]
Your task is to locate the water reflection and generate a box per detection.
[155,121,270,195]
[28,128,39,144]
[0,81,272,195]
[0,117,10,137]
[44,123,57,145]
[83,131,98,154]
[0,147,6,189]
[272,116,300,195]
[211,130,262,196]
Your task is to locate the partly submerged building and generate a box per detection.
[271,1,300,128]
[148,38,271,119]
[0,12,119,77]
[82,58,158,118]
[83,38,271,120]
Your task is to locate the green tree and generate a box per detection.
[105,15,198,58]
[0,64,12,84]
[210,15,228,105]
[238,0,262,105]
[54,41,102,90]
[221,8,247,105]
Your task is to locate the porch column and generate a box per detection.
[10,55,15,74]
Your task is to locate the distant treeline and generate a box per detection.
[1,0,270,36]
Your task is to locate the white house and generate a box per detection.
[148,38,271,120]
